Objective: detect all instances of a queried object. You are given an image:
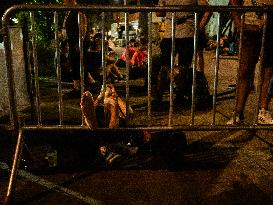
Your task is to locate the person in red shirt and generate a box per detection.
[115,39,136,68]
[129,38,148,81]
[130,38,148,67]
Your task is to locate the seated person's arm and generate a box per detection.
[229,0,242,32]
[198,0,212,31]
[104,84,119,128]
[130,50,138,65]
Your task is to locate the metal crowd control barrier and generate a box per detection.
[2,3,273,204]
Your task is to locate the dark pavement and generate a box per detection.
[1,128,273,205]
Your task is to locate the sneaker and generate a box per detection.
[258,109,273,124]
[226,112,244,125]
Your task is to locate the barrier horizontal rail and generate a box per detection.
[2,4,273,16]
[19,124,273,132]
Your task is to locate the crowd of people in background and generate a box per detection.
[60,0,273,126]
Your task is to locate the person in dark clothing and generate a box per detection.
[84,34,103,85]
[154,0,211,102]
[197,0,211,73]
[80,84,187,167]
[63,0,88,97]
[60,40,72,82]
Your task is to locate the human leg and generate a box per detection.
[110,64,123,80]
[258,68,273,125]
[227,29,261,124]
[153,38,172,101]
[63,43,81,98]
[260,15,273,111]
[257,18,273,124]
[176,38,194,69]
[258,67,273,124]
[69,44,81,90]
[197,49,205,73]
[160,38,172,68]
[103,84,120,128]
[80,91,98,130]
[155,65,169,101]
[197,31,207,73]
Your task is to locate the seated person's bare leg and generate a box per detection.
[104,84,119,128]
[81,84,133,129]
[80,91,98,130]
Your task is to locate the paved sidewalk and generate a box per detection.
[1,50,273,204]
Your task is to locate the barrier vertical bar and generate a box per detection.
[233,13,245,125]
[101,12,107,89]
[78,11,85,126]
[147,11,152,125]
[124,0,130,127]
[191,12,199,125]
[30,11,42,125]
[212,12,221,125]
[4,129,24,205]
[54,11,64,125]
[168,12,176,126]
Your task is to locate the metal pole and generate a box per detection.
[147,11,152,125]
[4,129,24,205]
[124,0,130,127]
[30,11,42,125]
[212,13,221,125]
[191,12,199,125]
[54,11,64,125]
[168,12,175,126]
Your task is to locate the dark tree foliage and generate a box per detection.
[1,0,116,77]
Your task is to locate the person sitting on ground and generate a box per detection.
[105,50,124,83]
[81,83,137,166]
[129,38,148,80]
[83,33,104,92]
[80,84,187,167]
[130,38,148,67]
[115,39,137,68]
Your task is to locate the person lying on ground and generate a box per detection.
[80,84,187,167]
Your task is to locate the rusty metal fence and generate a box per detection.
[2,3,273,204]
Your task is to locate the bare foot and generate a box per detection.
[117,97,133,119]
[80,91,97,130]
